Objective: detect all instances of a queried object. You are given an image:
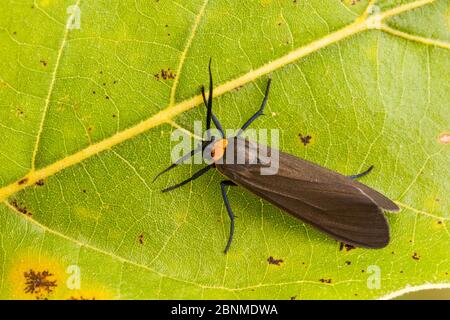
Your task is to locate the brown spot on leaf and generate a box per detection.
[298,134,312,146]
[290,296,296,300]
[319,278,332,284]
[40,60,47,67]
[267,256,284,266]
[24,269,57,299]
[345,261,351,265]
[154,68,176,81]
[412,252,420,261]
[35,179,45,186]
[138,234,144,245]
[9,199,32,216]
[18,178,29,185]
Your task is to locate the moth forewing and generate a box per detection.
[216,137,395,248]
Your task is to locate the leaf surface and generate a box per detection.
[0,0,448,299]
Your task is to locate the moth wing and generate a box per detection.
[217,138,396,248]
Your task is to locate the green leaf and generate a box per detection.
[0,0,448,299]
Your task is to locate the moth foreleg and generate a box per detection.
[220,180,237,254]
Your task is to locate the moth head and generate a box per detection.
[210,138,228,162]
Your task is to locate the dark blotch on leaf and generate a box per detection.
[9,199,32,216]
[138,234,144,245]
[24,269,57,299]
[412,252,420,261]
[298,133,312,146]
[35,179,45,186]
[18,178,29,185]
[154,68,176,81]
[319,278,332,284]
[267,256,284,266]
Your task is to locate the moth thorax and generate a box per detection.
[211,138,228,162]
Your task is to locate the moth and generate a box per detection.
[155,60,399,253]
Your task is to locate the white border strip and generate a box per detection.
[379,283,450,300]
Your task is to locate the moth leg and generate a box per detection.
[161,164,213,193]
[348,165,374,180]
[220,180,237,254]
[237,79,272,135]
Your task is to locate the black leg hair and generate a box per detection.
[237,79,272,135]
[161,164,213,193]
[220,180,237,254]
[348,165,374,180]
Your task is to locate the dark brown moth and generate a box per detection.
[155,60,399,253]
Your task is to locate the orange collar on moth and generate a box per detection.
[211,139,228,162]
